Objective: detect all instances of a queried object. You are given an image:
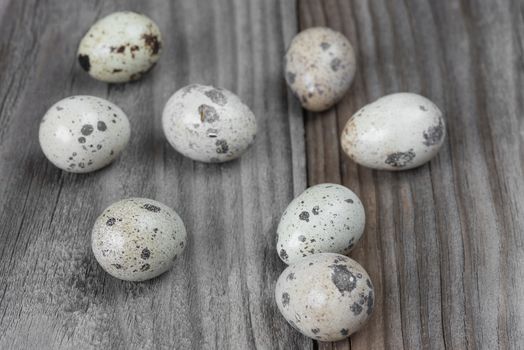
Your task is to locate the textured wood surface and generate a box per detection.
[0,0,310,349]
[299,0,524,349]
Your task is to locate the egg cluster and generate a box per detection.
[34,8,448,344]
[284,27,446,169]
[275,28,447,342]
[273,184,373,341]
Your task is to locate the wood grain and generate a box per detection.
[0,0,310,349]
[298,0,524,349]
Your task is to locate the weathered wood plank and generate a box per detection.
[298,0,524,349]
[0,0,309,349]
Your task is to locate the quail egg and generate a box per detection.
[285,27,357,112]
[341,92,446,170]
[275,253,375,341]
[39,95,130,173]
[78,11,162,83]
[162,84,257,163]
[91,198,187,282]
[276,183,365,265]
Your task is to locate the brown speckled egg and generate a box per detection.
[275,253,374,341]
[78,11,162,83]
[285,27,356,112]
[91,198,187,282]
[276,183,365,265]
[341,92,446,170]
[162,84,257,163]
[39,95,130,173]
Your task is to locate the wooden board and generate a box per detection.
[2,0,524,349]
[298,0,524,349]
[0,0,311,349]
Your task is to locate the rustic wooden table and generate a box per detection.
[0,0,522,349]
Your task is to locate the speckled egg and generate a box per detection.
[78,11,162,83]
[284,27,357,112]
[162,84,257,163]
[276,183,365,265]
[39,96,130,173]
[91,198,187,282]
[341,92,446,171]
[275,253,374,341]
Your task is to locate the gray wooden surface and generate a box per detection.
[2,0,524,349]
[299,0,524,349]
[0,0,310,349]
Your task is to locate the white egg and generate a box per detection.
[341,92,446,170]
[162,84,257,163]
[277,183,365,265]
[275,253,375,341]
[285,27,357,112]
[91,198,187,282]
[39,96,130,173]
[78,11,162,83]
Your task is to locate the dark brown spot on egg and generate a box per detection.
[350,302,363,315]
[299,211,310,222]
[423,118,444,146]
[385,149,416,167]
[141,248,151,260]
[279,249,289,261]
[81,124,94,136]
[204,89,227,106]
[199,104,220,123]
[142,33,161,55]
[282,292,290,307]
[320,42,331,50]
[367,290,374,315]
[142,204,161,212]
[329,264,357,294]
[78,54,91,72]
[330,58,342,71]
[215,139,229,154]
[97,121,107,131]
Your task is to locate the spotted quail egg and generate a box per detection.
[162,84,257,163]
[78,11,162,83]
[39,96,130,173]
[277,183,365,265]
[91,198,187,282]
[341,92,446,170]
[284,27,357,112]
[275,253,375,341]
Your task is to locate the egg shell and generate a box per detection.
[275,253,374,341]
[91,198,187,282]
[162,84,257,163]
[78,11,162,83]
[341,92,446,171]
[38,95,130,173]
[284,27,357,112]
[277,183,365,265]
